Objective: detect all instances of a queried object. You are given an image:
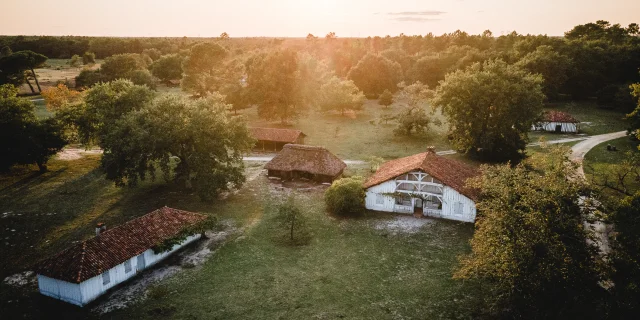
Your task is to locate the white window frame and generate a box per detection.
[102,270,111,285]
[375,194,384,205]
[124,260,132,273]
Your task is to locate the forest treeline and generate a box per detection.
[1,20,639,106]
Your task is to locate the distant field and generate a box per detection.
[18,58,102,95]
[240,100,452,160]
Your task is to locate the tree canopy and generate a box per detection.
[431,59,545,162]
[347,53,402,98]
[318,77,365,115]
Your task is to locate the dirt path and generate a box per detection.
[569,131,627,256]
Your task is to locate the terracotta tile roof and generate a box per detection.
[265,144,346,177]
[33,207,207,284]
[363,151,479,200]
[249,127,306,143]
[540,111,579,123]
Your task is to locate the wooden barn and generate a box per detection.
[249,127,306,152]
[532,111,580,133]
[265,144,346,183]
[363,149,479,223]
[33,207,207,307]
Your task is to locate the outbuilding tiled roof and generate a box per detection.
[265,144,346,177]
[33,207,207,284]
[249,127,306,143]
[540,111,579,123]
[363,151,479,200]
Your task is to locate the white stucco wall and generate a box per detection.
[365,179,477,223]
[532,122,578,133]
[38,233,201,306]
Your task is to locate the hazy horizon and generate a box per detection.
[1,0,639,38]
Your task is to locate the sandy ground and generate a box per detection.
[374,215,436,235]
[56,147,103,160]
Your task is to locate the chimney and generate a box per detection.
[95,222,106,236]
[426,146,436,154]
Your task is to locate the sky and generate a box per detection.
[1,0,638,37]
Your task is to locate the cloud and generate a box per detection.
[390,17,441,22]
[387,11,446,16]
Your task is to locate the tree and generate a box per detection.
[455,148,604,318]
[431,59,544,162]
[245,49,302,123]
[273,196,310,245]
[392,82,440,136]
[514,45,572,100]
[74,69,104,88]
[628,80,640,145]
[41,83,82,111]
[150,54,183,84]
[141,48,162,61]
[0,50,48,93]
[347,54,402,98]
[98,93,254,201]
[100,53,148,80]
[0,84,66,172]
[82,51,95,64]
[0,46,12,58]
[181,42,229,97]
[125,69,157,89]
[378,89,394,108]
[324,176,365,216]
[219,32,230,40]
[318,77,365,115]
[69,54,81,67]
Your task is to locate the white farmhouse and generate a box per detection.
[364,149,479,223]
[532,111,580,133]
[33,207,207,307]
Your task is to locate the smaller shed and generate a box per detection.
[532,111,580,133]
[265,144,346,183]
[249,127,306,152]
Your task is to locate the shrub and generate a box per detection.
[75,69,104,88]
[69,54,81,67]
[82,51,95,64]
[126,69,157,90]
[324,176,365,216]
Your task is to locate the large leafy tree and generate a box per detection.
[0,84,66,172]
[245,49,302,123]
[515,45,572,100]
[181,42,229,97]
[318,77,365,115]
[456,148,605,318]
[0,50,48,93]
[150,54,183,84]
[100,53,148,80]
[100,93,254,200]
[431,59,544,162]
[629,80,640,145]
[347,53,402,98]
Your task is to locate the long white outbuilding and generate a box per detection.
[33,207,207,306]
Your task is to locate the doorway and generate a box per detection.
[136,254,146,271]
[555,124,562,133]
[414,198,423,215]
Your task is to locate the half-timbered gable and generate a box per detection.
[363,150,479,222]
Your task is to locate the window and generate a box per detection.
[454,202,464,216]
[395,195,412,206]
[124,260,132,273]
[375,194,384,205]
[102,270,111,285]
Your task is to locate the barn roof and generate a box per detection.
[265,144,346,177]
[33,207,207,284]
[363,151,479,200]
[249,127,306,143]
[540,111,579,123]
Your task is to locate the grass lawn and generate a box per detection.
[239,100,452,161]
[583,136,640,194]
[0,156,477,319]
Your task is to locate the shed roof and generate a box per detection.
[363,151,479,200]
[265,144,346,177]
[249,127,306,143]
[540,111,579,123]
[33,207,207,284]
